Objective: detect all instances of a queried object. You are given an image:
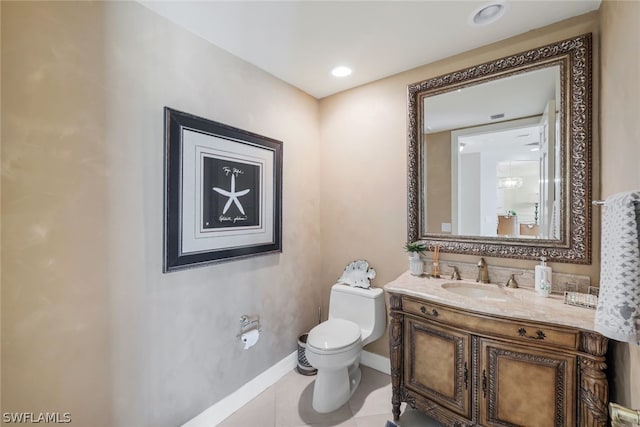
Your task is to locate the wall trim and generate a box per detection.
[182,351,297,427]
[361,350,391,375]
[182,350,391,426]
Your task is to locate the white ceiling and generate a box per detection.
[140,1,600,99]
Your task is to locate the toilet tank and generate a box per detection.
[328,284,386,346]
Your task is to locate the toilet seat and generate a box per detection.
[307,319,361,353]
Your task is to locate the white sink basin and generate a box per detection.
[441,282,511,301]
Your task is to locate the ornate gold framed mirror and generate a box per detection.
[407,34,592,263]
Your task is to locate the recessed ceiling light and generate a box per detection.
[331,66,352,77]
[469,1,507,26]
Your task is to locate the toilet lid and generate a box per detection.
[308,319,361,351]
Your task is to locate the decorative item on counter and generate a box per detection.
[431,245,441,278]
[337,260,376,288]
[564,285,599,309]
[404,241,426,276]
[337,259,376,289]
[535,256,552,296]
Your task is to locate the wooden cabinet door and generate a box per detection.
[478,338,576,427]
[404,317,471,418]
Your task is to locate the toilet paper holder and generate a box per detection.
[236,314,261,338]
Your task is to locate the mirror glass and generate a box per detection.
[423,66,561,240]
[407,34,592,263]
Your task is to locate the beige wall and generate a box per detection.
[1,2,321,426]
[319,12,600,357]
[0,0,4,411]
[425,130,452,234]
[2,3,112,424]
[599,0,640,410]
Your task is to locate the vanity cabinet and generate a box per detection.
[478,338,576,427]
[404,318,471,419]
[389,293,609,427]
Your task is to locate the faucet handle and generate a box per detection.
[447,265,461,280]
[505,272,523,289]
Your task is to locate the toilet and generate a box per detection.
[305,283,386,413]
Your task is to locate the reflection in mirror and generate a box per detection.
[424,65,561,240]
[407,34,592,263]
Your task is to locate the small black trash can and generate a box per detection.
[297,333,317,376]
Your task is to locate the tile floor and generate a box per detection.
[218,366,441,427]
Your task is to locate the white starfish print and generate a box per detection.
[213,174,251,215]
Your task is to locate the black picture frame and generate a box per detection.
[164,107,282,272]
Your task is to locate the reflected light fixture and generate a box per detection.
[497,161,523,189]
[331,66,352,77]
[459,142,466,152]
[497,176,523,189]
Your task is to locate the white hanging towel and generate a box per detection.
[594,191,640,343]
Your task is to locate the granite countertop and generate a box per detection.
[384,271,597,331]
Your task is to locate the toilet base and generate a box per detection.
[312,361,361,413]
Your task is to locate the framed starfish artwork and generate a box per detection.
[163,108,282,272]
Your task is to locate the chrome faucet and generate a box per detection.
[476,258,490,283]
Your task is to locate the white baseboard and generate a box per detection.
[182,350,391,427]
[361,350,391,375]
[182,351,297,427]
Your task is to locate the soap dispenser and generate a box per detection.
[535,256,552,296]
[539,275,551,298]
